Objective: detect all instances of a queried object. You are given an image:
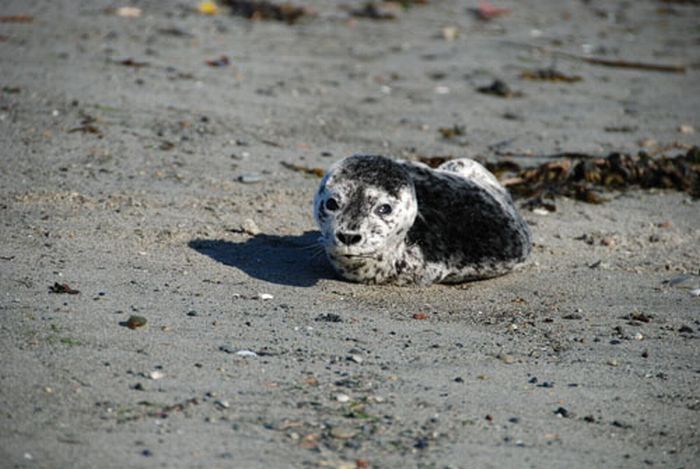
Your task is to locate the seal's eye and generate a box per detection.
[325,197,339,211]
[375,204,392,216]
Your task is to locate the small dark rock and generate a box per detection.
[187,310,199,317]
[454,377,464,383]
[679,325,694,334]
[49,282,80,295]
[562,314,583,320]
[611,420,632,429]
[477,79,521,98]
[508,417,520,424]
[123,315,147,329]
[554,407,570,418]
[315,313,342,323]
[414,437,429,450]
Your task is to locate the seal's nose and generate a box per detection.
[337,232,362,246]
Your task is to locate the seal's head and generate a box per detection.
[314,155,417,271]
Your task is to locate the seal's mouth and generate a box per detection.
[339,253,375,259]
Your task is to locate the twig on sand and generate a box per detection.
[503,41,686,74]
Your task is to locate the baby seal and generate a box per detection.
[313,154,531,285]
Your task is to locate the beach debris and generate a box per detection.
[483,147,699,208]
[124,315,147,329]
[690,288,700,297]
[198,1,220,15]
[605,126,638,133]
[352,2,400,20]
[49,282,80,294]
[149,370,164,380]
[257,293,274,300]
[205,55,230,67]
[68,115,102,136]
[0,15,34,23]
[118,58,149,68]
[222,0,312,24]
[626,311,653,323]
[520,68,582,83]
[666,274,692,287]
[679,124,695,134]
[471,1,511,21]
[412,313,429,320]
[115,6,141,18]
[442,26,459,41]
[554,407,571,418]
[219,345,259,356]
[280,162,324,177]
[335,393,350,403]
[315,313,343,322]
[477,79,522,98]
[438,124,465,139]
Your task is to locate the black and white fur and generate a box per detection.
[313,154,531,285]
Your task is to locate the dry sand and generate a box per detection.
[1,1,699,467]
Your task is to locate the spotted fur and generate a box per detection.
[313,154,531,285]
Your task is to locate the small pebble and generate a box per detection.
[149,371,164,380]
[607,359,620,367]
[634,332,644,341]
[215,400,230,409]
[330,426,357,439]
[237,173,263,184]
[187,310,198,317]
[348,354,363,364]
[679,124,695,134]
[442,26,459,41]
[241,218,261,236]
[125,315,147,329]
[496,353,515,364]
[336,393,350,403]
[689,288,700,297]
[235,350,258,357]
[258,293,274,300]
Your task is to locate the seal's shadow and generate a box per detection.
[188,231,336,287]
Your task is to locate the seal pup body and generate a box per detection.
[313,155,531,285]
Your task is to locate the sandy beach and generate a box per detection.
[1,1,699,467]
